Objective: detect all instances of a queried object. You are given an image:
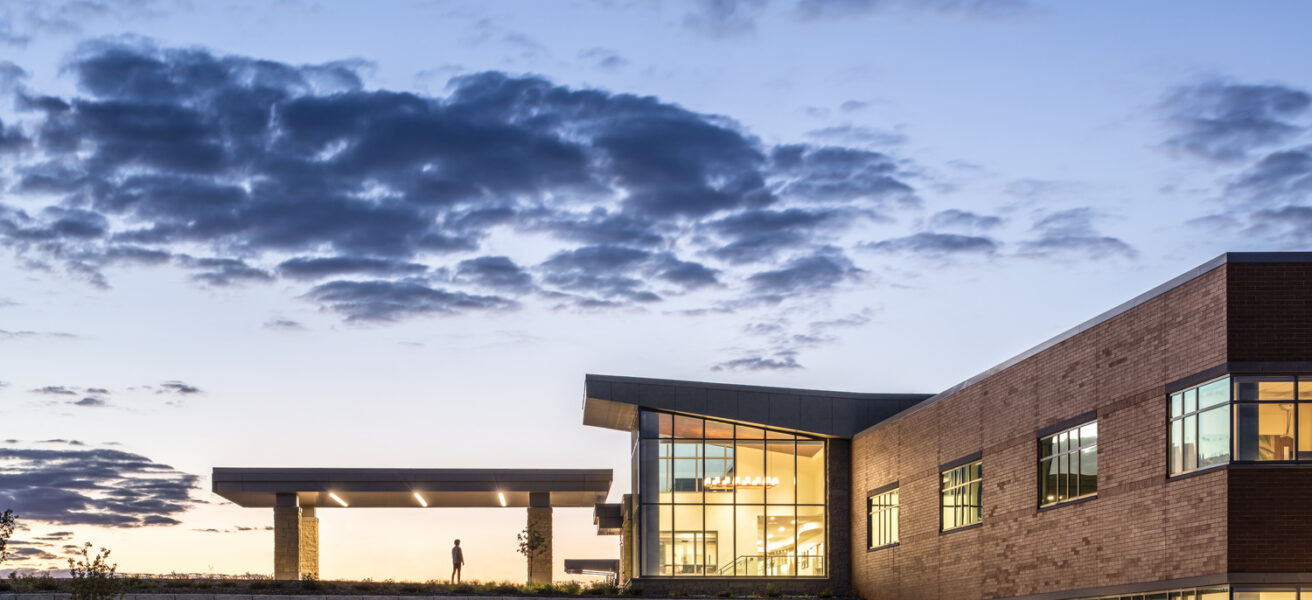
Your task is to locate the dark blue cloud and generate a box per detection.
[862,231,999,256]
[304,279,518,321]
[0,443,199,528]
[1162,81,1311,162]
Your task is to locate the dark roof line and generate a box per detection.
[855,252,1307,438]
[583,373,926,403]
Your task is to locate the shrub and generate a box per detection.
[452,583,475,594]
[68,543,123,600]
[763,583,781,598]
[0,509,15,566]
[624,584,643,596]
[585,581,618,596]
[716,590,732,598]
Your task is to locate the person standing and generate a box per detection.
[450,539,465,583]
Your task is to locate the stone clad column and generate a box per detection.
[273,493,302,580]
[299,505,319,579]
[527,492,553,584]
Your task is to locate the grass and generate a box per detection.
[3,574,624,597]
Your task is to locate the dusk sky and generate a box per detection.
[3,0,1312,583]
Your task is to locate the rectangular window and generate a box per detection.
[1234,376,1296,462]
[635,409,827,578]
[941,460,982,531]
[1170,377,1232,475]
[867,487,899,549]
[1040,420,1097,506]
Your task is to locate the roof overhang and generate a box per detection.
[583,373,932,438]
[212,468,611,508]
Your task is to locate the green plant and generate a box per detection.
[452,582,475,594]
[0,509,16,565]
[818,587,833,598]
[68,542,123,600]
[300,574,320,591]
[716,590,732,598]
[763,583,780,598]
[516,526,549,584]
[9,571,58,591]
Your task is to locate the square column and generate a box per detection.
[273,493,302,580]
[527,492,553,584]
[299,505,319,579]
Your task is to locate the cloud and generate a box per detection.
[263,318,306,330]
[807,124,907,146]
[1238,205,1312,248]
[682,0,768,38]
[69,397,107,407]
[578,48,628,70]
[1018,208,1136,259]
[1161,80,1311,162]
[928,208,1003,230]
[1227,146,1312,205]
[0,443,199,527]
[746,248,864,297]
[277,256,428,281]
[712,353,803,372]
[304,279,518,321]
[158,381,202,395]
[30,385,77,395]
[707,207,856,264]
[454,256,534,293]
[0,38,934,367]
[861,231,999,257]
[794,0,1035,20]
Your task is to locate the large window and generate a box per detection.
[1040,420,1097,506]
[636,410,826,578]
[1169,375,1312,476]
[941,460,981,531]
[867,486,898,549]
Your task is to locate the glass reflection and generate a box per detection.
[636,410,827,577]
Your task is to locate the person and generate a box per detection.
[450,539,465,583]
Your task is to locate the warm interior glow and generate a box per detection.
[413,492,427,507]
[498,491,507,507]
[328,492,348,507]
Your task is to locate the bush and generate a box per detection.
[716,590,732,598]
[9,572,59,592]
[452,583,475,594]
[763,583,781,598]
[68,543,123,600]
[585,581,618,596]
[624,584,643,596]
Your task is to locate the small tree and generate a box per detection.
[68,542,123,600]
[516,526,548,584]
[0,509,15,565]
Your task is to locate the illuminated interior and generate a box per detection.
[636,411,827,577]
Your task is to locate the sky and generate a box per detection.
[2,0,1312,583]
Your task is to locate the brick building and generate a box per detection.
[584,253,1312,600]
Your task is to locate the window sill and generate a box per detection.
[1037,493,1096,512]
[1166,463,1227,482]
[867,542,899,553]
[939,522,982,535]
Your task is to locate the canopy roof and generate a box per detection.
[582,373,931,439]
[212,468,612,508]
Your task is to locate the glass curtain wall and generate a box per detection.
[636,410,827,578]
[1169,375,1312,476]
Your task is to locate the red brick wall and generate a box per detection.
[1228,468,1312,572]
[1227,263,1312,362]
[850,265,1231,600]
